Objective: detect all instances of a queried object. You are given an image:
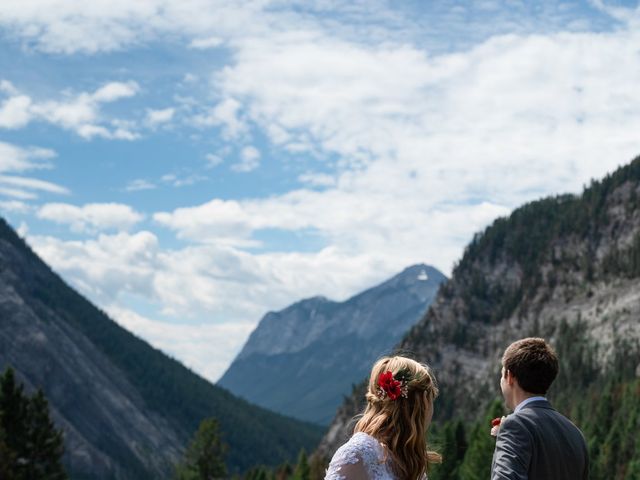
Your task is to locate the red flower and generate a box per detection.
[491,417,502,427]
[378,371,403,400]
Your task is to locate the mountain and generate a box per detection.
[0,218,323,479]
[218,264,446,424]
[315,157,640,462]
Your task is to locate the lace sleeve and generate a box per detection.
[325,453,369,480]
[324,433,384,480]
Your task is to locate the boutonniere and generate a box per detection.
[490,416,506,437]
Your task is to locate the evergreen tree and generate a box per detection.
[457,400,504,480]
[292,450,310,480]
[0,425,16,480]
[25,390,66,479]
[0,368,67,480]
[0,367,29,466]
[308,453,327,480]
[275,461,293,480]
[174,417,227,480]
[430,420,467,480]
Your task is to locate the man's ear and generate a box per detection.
[505,369,516,386]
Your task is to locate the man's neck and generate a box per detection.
[513,394,546,412]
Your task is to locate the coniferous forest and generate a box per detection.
[0,368,67,479]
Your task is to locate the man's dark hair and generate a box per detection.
[502,337,559,394]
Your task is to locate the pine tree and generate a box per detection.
[275,461,293,480]
[430,420,467,480]
[174,418,227,480]
[0,368,67,480]
[0,367,29,469]
[308,453,327,480]
[292,450,310,480]
[0,424,16,480]
[25,390,66,479]
[457,400,504,480]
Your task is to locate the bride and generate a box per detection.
[325,356,441,480]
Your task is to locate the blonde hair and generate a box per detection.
[354,356,441,480]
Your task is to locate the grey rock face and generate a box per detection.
[218,264,446,424]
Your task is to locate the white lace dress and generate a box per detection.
[324,432,397,480]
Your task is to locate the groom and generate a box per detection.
[491,337,588,480]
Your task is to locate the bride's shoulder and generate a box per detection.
[333,432,385,463]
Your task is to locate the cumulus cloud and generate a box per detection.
[0,200,32,213]
[231,146,260,172]
[193,97,248,139]
[146,107,175,126]
[125,179,157,192]
[154,25,640,279]
[0,0,269,54]
[205,153,223,169]
[0,141,55,173]
[189,36,223,50]
[27,230,412,324]
[37,202,144,233]
[0,80,140,139]
[0,142,67,200]
[106,306,255,383]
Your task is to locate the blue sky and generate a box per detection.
[1,0,640,382]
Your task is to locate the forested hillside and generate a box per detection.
[315,156,640,479]
[0,219,323,479]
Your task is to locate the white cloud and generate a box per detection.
[0,141,55,173]
[106,306,254,383]
[205,153,223,169]
[0,200,32,213]
[146,107,175,126]
[298,172,336,187]
[37,202,144,233]
[0,186,36,200]
[0,0,266,54]
[193,97,247,139]
[0,80,140,139]
[28,231,159,302]
[160,173,207,188]
[92,81,139,102]
[189,36,223,50]
[0,175,69,195]
[125,179,157,192]
[27,230,412,327]
[0,142,65,201]
[155,26,640,279]
[0,94,32,129]
[231,145,260,172]
[589,0,640,25]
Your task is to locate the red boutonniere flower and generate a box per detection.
[490,416,505,437]
[377,370,408,401]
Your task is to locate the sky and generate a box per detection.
[1,0,640,383]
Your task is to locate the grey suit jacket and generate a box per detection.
[491,399,588,480]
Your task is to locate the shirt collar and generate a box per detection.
[514,396,547,413]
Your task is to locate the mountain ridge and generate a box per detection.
[219,264,446,424]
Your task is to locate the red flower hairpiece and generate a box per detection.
[377,369,411,401]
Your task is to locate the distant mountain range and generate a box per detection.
[315,157,640,465]
[0,219,323,479]
[218,264,446,424]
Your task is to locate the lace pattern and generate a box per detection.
[324,432,396,480]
